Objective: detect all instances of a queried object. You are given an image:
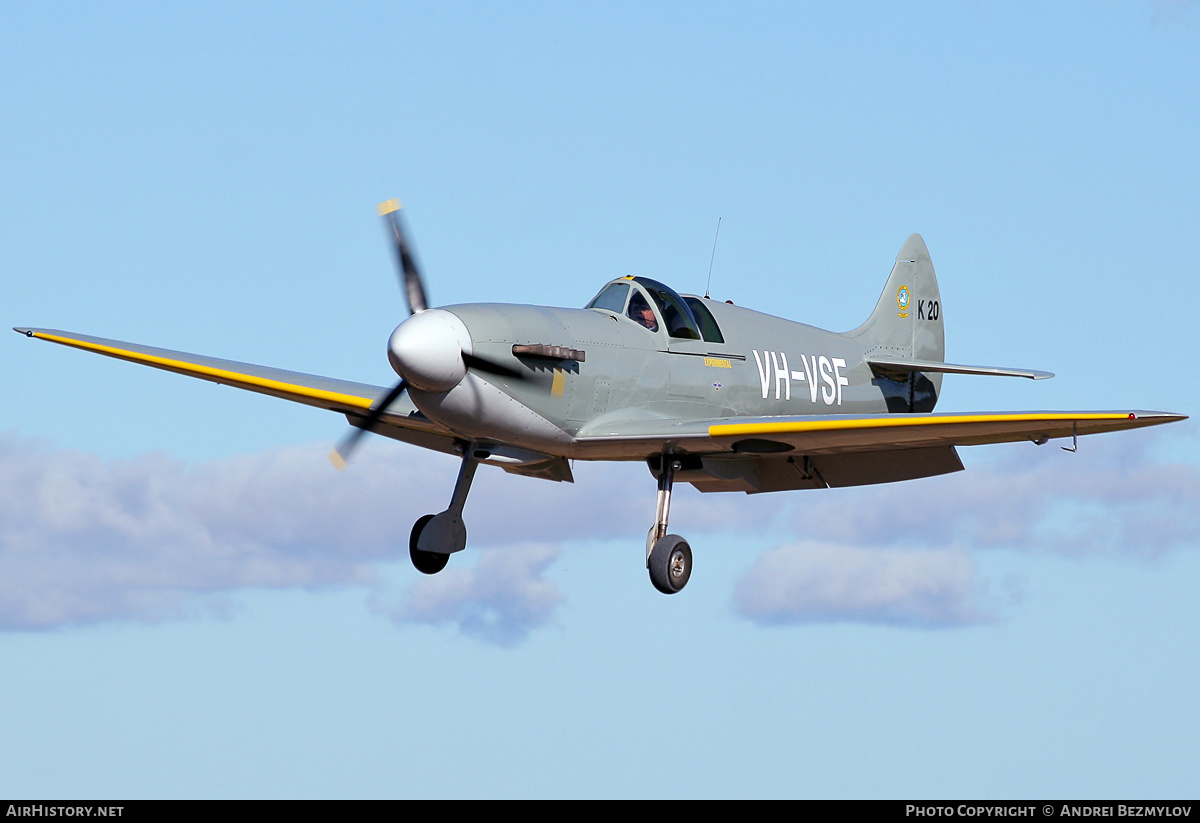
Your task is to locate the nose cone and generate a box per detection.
[387,309,473,392]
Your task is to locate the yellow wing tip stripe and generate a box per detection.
[376,198,402,216]
[31,331,375,412]
[708,412,1136,437]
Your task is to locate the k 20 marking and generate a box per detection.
[752,350,848,405]
[918,299,940,321]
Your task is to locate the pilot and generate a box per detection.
[628,292,658,332]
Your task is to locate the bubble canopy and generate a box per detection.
[586,276,723,343]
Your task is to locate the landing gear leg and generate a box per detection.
[409,443,479,575]
[646,455,692,594]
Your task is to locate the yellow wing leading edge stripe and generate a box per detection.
[26,331,376,411]
[708,412,1136,437]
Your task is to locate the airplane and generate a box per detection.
[15,200,1186,595]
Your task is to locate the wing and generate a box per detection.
[14,327,459,453]
[704,410,1185,450]
[575,409,1186,493]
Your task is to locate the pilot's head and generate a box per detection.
[638,305,657,330]
[629,293,658,331]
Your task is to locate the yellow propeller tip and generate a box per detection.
[376,198,402,216]
[328,450,347,471]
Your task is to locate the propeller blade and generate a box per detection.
[378,198,428,315]
[462,352,525,380]
[329,378,408,470]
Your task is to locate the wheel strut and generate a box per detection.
[646,455,679,559]
[409,442,479,573]
[646,454,692,594]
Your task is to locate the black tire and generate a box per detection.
[409,514,449,575]
[648,534,692,594]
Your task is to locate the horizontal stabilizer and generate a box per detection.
[866,357,1054,380]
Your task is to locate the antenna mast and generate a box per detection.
[704,217,722,299]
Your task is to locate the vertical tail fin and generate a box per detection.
[846,234,945,411]
[847,233,944,362]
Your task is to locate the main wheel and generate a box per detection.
[409,514,449,575]
[648,534,692,594]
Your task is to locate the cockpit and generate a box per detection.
[585,276,725,343]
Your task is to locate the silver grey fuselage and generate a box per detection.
[415,293,940,461]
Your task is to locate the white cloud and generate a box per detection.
[760,433,1200,558]
[726,433,1200,627]
[0,435,544,632]
[0,426,1194,637]
[0,433,606,640]
[381,543,564,647]
[734,542,989,628]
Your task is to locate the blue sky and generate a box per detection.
[2,1,1198,798]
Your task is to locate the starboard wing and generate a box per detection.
[14,327,457,451]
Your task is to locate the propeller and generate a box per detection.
[378,198,428,315]
[329,199,427,470]
[329,378,408,470]
[329,199,529,470]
